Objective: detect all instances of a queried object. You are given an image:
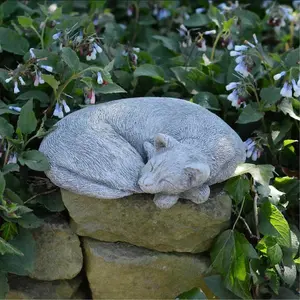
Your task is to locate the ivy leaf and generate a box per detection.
[265,269,279,294]
[237,104,264,124]
[17,16,33,28]
[278,98,300,121]
[0,117,14,137]
[233,163,274,186]
[0,272,9,300]
[61,47,80,72]
[0,27,29,55]
[192,92,221,111]
[17,99,37,135]
[0,236,23,256]
[184,13,210,27]
[18,150,50,171]
[0,228,35,275]
[259,201,291,247]
[275,256,297,287]
[134,64,164,82]
[36,190,65,212]
[225,176,250,204]
[41,74,60,93]
[260,87,282,107]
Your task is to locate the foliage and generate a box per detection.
[0,0,299,298]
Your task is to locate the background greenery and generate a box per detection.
[0,0,299,298]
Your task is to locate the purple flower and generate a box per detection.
[195,8,205,14]
[97,72,103,85]
[273,71,286,81]
[280,82,293,98]
[226,82,240,91]
[13,81,20,94]
[235,61,249,77]
[157,8,171,20]
[234,45,248,51]
[62,100,70,113]
[29,48,36,58]
[18,76,25,86]
[53,103,64,118]
[8,106,21,112]
[52,32,62,40]
[41,65,53,72]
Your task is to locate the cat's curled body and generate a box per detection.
[39,97,246,208]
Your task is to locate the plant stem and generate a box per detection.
[232,197,245,230]
[30,25,44,49]
[40,17,49,49]
[210,31,223,61]
[251,183,260,240]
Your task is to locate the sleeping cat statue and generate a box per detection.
[39,97,246,209]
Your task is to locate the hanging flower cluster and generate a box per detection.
[122,46,140,66]
[274,71,300,98]
[152,5,171,20]
[5,48,53,94]
[244,138,263,161]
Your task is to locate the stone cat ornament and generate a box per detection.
[39,97,246,209]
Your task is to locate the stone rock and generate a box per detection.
[83,238,210,299]
[62,186,231,253]
[6,275,82,299]
[29,215,83,280]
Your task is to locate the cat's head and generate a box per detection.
[138,134,210,194]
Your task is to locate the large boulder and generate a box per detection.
[83,238,210,299]
[29,215,83,280]
[6,275,82,299]
[62,186,231,253]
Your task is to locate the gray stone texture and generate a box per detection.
[6,275,82,299]
[83,238,210,299]
[62,186,231,253]
[29,215,83,280]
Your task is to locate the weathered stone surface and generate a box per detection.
[83,238,210,299]
[62,186,231,253]
[29,215,83,280]
[6,275,82,299]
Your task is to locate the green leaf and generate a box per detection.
[283,139,298,147]
[0,27,29,55]
[275,257,297,287]
[192,92,220,111]
[269,185,285,205]
[17,16,33,27]
[0,272,9,300]
[41,74,60,93]
[208,5,225,27]
[0,117,14,137]
[259,201,291,247]
[235,9,260,28]
[17,99,37,135]
[0,236,23,256]
[204,275,239,299]
[265,268,279,294]
[0,171,5,196]
[278,98,300,121]
[177,288,207,299]
[36,191,65,212]
[225,176,250,204]
[94,83,127,94]
[152,35,180,53]
[17,90,50,104]
[18,150,50,171]
[0,228,35,275]
[223,17,236,32]
[237,104,264,124]
[275,287,298,299]
[233,163,274,186]
[271,120,293,145]
[211,230,256,299]
[5,188,22,204]
[284,48,300,68]
[257,236,283,266]
[2,163,19,175]
[294,257,300,264]
[184,13,210,27]
[61,47,80,72]
[260,87,282,107]
[134,64,164,82]
[0,222,18,241]
[17,212,43,228]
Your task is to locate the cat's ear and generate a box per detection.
[143,141,155,159]
[154,133,179,151]
[184,162,210,187]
